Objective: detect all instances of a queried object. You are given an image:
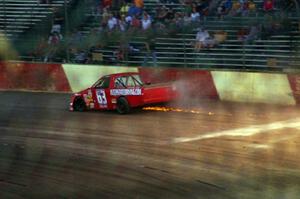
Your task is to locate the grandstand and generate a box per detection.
[1,0,300,71]
[0,0,68,39]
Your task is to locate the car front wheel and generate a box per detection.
[73,98,86,112]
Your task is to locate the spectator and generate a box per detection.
[263,0,274,13]
[194,28,214,51]
[217,0,232,18]
[51,9,64,34]
[101,10,109,29]
[223,0,233,14]
[191,6,200,22]
[143,36,157,66]
[165,8,175,23]
[120,2,130,16]
[230,0,242,16]
[156,5,168,23]
[217,4,226,19]
[117,16,127,31]
[173,12,184,28]
[134,0,144,9]
[230,0,251,16]
[102,7,110,22]
[197,0,210,16]
[128,3,142,17]
[44,32,62,62]
[102,0,112,9]
[74,50,88,63]
[244,25,260,42]
[239,0,251,16]
[107,14,118,30]
[141,12,152,30]
[48,32,63,45]
[130,15,141,30]
[125,14,133,26]
[214,30,227,45]
[248,0,256,15]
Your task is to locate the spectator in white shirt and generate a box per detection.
[141,12,152,30]
[107,14,118,30]
[191,6,200,22]
[194,28,214,51]
[118,17,127,32]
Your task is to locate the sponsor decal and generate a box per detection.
[110,89,142,96]
[90,103,95,109]
[84,93,93,104]
[96,89,107,105]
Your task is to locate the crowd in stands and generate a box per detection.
[28,0,297,64]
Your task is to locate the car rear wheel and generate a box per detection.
[116,97,130,114]
[73,98,86,112]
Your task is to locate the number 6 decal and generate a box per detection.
[96,89,107,105]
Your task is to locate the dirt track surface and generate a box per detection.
[1,91,300,199]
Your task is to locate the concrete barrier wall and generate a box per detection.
[0,61,71,92]
[138,67,219,100]
[287,75,300,104]
[212,71,296,105]
[1,61,300,106]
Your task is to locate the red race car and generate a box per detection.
[69,72,178,114]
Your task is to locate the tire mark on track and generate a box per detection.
[196,180,226,191]
[140,165,171,174]
[0,179,27,187]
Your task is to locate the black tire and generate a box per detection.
[73,98,86,112]
[116,97,130,114]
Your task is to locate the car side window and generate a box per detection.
[126,76,136,87]
[95,76,110,89]
[132,75,143,86]
[114,77,126,88]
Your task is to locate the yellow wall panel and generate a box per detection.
[212,71,295,105]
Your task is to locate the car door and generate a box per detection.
[125,75,144,107]
[91,76,111,110]
[111,75,144,107]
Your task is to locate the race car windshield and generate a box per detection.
[93,76,110,88]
